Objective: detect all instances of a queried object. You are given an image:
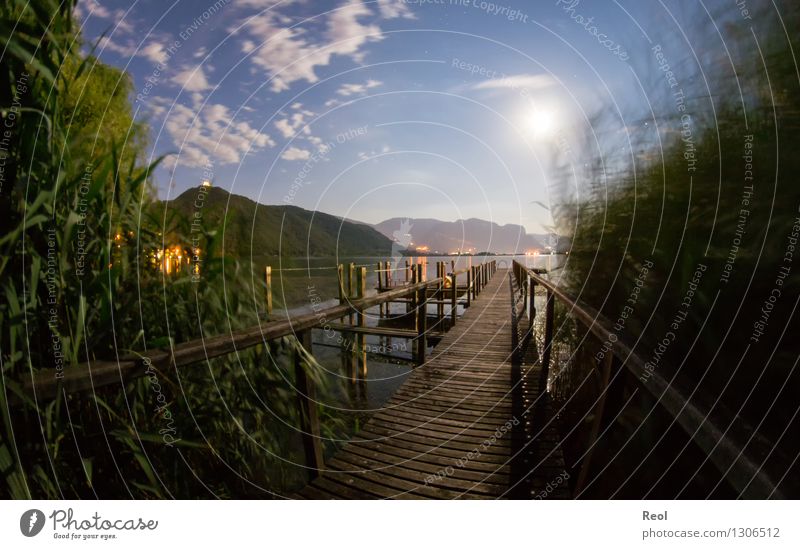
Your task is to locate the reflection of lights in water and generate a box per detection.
[145,245,201,275]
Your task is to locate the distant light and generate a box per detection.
[201,180,212,187]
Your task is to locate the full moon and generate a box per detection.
[527,108,557,138]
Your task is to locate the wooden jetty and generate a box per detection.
[13,258,787,499]
[296,266,566,499]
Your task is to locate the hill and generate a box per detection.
[373,217,561,254]
[157,186,392,257]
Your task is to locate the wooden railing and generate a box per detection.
[14,259,497,479]
[511,260,785,499]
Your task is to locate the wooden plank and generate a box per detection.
[299,264,556,499]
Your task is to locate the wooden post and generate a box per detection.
[337,264,345,305]
[465,268,471,307]
[529,275,536,327]
[522,273,528,317]
[264,266,273,317]
[356,266,367,379]
[348,262,355,324]
[405,260,409,284]
[574,351,614,496]
[541,289,555,380]
[294,329,324,479]
[471,266,476,299]
[450,269,457,327]
[415,264,427,367]
[437,262,444,331]
[358,267,367,327]
[377,261,384,318]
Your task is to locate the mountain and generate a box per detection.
[157,186,392,257]
[373,217,561,254]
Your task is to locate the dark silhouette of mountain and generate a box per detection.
[373,217,561,254]
[158,186,392,257]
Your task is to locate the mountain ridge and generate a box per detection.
[373,217,562,254]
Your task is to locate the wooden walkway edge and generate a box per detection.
[296,268,567,499]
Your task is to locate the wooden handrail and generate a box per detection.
[16,261,497,405]
[14,275,452,406]
[512,260,785,499]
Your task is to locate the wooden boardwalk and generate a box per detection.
[297,267,567,499]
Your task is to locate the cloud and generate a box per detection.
[273,107,315,139]
[377,0,416,19]
[237,0,384,92]
[141,42,168,64]
[281,146,311,161]
[154,97,275,168]
[336,78,382,96]
[472,74,556,91]
[172,66,212,92]
[96,35,137,58]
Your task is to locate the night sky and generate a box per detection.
[76,0,744,233]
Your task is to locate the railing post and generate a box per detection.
[358,267,368,379]
[294,329,324,479]
[377,261,384,318]
[415,264,427,367]
[348,262,355,324]
[529,274,536,325]
[437,262,444,331]
[337,264,345,305]
[466,267,472,307]
[541,289,555,381]
[450,270,457,327]
[264,266,273,318]
[574,351,613,496]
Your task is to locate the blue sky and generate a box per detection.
[75,0,713,233]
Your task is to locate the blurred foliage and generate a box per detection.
[550,1,800,495]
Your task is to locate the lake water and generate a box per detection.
[264,254,565,417]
